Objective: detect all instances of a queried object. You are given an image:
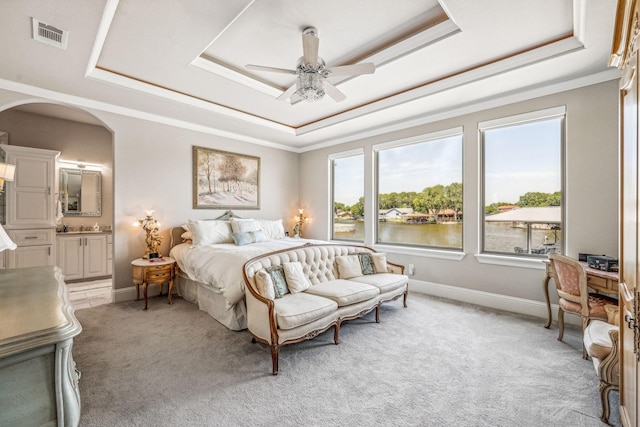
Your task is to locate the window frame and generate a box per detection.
[478,106,566,260]
[372,126,464,251]
[328,148,365,243]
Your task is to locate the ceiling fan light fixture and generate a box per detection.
[296,71,325,102]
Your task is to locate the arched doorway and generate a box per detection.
[0,102,115,307]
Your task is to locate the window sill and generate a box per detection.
[474,254,547,270]
[370,244,466,261]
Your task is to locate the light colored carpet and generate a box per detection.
[73,293,621,426]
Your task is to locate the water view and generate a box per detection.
[333,221,561,253]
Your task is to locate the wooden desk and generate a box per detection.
[542,259,619,328]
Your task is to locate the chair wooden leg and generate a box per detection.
[375,304,381,323]
[334,322,340,345]
[557,308,565,342]
[581,317,589,360]
[271,344,279,375]
[599,381,614,424]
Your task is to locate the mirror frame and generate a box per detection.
[59,168,102,217]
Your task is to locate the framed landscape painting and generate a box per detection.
[193,146,260,209]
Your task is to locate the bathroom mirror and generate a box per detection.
[59,168,102,216]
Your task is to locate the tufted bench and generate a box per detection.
[242,243,409,375]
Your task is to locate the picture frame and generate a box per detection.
[193,146,260,210]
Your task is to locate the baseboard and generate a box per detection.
[408,278,580,327]
[112,285,170,303]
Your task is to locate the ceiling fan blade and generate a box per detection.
[323,79,346,102]
[302,31,319,66]
[325,63,376,77]
[246,64,297,75]
[277,82,298,101]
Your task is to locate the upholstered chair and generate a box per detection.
[583,305,620,423]
[549,253,618,359]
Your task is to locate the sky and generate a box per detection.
[333,117,561,206]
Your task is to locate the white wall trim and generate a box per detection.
[475,254,547,270]
[0,78,299,152]
[409,278,579,326]
[372,244,466,261]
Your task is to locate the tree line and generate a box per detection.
[335,182,463,221]
[336,185,560,220]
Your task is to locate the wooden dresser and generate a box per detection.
[0,266,82,426]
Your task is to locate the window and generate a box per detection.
[374,128,463,249]
[330,150,364,242]
[480,107,564,256]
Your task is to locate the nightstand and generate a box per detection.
[131,257,176,310]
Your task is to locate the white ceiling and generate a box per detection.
[0,0,620,151]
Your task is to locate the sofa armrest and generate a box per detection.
[387,261,405,274]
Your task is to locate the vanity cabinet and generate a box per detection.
[57,233,110,281]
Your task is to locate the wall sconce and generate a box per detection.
[0,162,16,193]
[293,208,309,238]
[133,210,163,259]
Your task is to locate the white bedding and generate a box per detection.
[169,238,323,308]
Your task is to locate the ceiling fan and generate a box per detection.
[246,27,376,103]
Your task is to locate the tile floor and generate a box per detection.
[67,279,112,310]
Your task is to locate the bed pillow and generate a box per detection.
[230,218,259,233]
[283,261,312,293]
[255,219,285,240]
[335,255,364,279]
[187,219,233,245]
[265,265,289,298]
[255,270,276,300]
[370,253,388,273]
[231,230,267,246]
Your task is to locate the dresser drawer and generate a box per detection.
[8,228,55,246]
[144,264,173,282]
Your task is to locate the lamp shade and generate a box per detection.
[0,224,16,251]
[0,163,16,181]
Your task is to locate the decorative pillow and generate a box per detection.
[255,270,276,300]
[231,230,268,246]
[350,252,374,275]
[265,265,289,298]
[370,253,388,273]
[335,255,364,279]
[187,219,233,245]
[255,219,285,240]
[181,231,193,242]
[230,218,259,233]
[283,262,312,293]
[605,304,620,327]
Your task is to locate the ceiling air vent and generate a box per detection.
[32,18,68,49]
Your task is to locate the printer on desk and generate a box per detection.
[585,254,619,272]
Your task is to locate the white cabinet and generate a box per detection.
[1,145,59,269]
[1,145,59,228]
[57,233,109,280]
[6,228,55,268]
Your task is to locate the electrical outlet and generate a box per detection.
[408,264,415,275]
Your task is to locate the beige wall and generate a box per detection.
[299,80,619,304]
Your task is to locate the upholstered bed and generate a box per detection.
[168,211,322,330]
